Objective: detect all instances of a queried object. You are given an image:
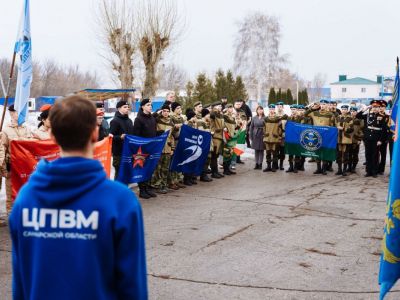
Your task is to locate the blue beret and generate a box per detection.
[268,104,276,108]
[350,107,357,112]
[298,105,305,109]
[341,105,349,109]
[276,101,284,105]
[319,99,329,104]
[290,104,297,109]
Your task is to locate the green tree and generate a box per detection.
[193,73,216,106]
[286,89,293,104]
[268,87,276,104]
[302,89,309,105]
[214,69,228,101]
[225,70,235,102]
[183,80,195,110]
[277,88,282,102]
[233,75,248,101]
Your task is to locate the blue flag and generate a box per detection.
[285,121,338,161]
[170,124,211,176]
[14,0,32,125]
[379,116,400,299]
[390,57,399,131]
[117,132,168,184]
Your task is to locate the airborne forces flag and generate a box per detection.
[379,60,400,299]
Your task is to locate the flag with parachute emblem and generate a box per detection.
[379,91,400,298]
[170,124,211,175]
[14,0,32,125]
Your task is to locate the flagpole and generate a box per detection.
[0,51,17,131]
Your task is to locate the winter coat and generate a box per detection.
[110,111,134,156]
[249,116,265,150]
[132,109,157,138]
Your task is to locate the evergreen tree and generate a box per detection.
[214,69,228,101]
[286,89,293,104]
[183,81,195,110]
[233,75,248,101]
[277,88,282,102]
[268,87,276,104]
[193,73,216,106]
[281,91,287,103]
[303,89,309,105]
[225,70,235,102]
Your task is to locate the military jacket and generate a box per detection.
[2,123,32,162]
[156,115,175,154]
[170,112,186,141]
[210,111,224,140]
[352,118,364,143]
[224,114,237,138]
[304,109,336,127]
[263,116,282,143]
[356,111,387,141]
[336,114,354,144]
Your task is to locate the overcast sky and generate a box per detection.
[0,0,399,88]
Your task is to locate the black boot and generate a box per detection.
[272,161,277,172]
[263,162,272,172]
[313,162,322,174]
[350,163,357,173]
[191,176,198,184]
[236,156,244,164]
[335,164,343,175]
[183,174,193,186]
[258,163,262,170]
[145,186,157,198]
[327,161,334,172]
[223,162,232,175]
[279,160,284,170]
[139,187,151,199]
[200,173,213,182]
[321,163,328,175]
[286,162,294,173]
[293,162,298,173]
[342,164,348,176]
[254,163,259,170]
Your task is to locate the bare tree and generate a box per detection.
[158,63,188,91]
[0,58,99,98]
[311,72,327,101]
[96,0,135,89]
[233,12,287,100]
[136,0,184,98]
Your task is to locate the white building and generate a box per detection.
[330,75,381,104]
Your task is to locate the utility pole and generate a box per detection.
[296,81,299,105]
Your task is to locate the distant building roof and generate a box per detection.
[331,77,379,85]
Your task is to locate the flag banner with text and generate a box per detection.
[170,125,211,175]
[117,132,168,184]
[284,121,338,161]
[10,137,112,200]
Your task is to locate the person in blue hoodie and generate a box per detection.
[8,95,148,300]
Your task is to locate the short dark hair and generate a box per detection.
[50,96,96,151]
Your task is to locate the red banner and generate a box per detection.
[10,137,113,200]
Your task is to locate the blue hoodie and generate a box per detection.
[9,157,148,300]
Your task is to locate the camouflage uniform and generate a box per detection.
[335,113,354,175]
[196,114,213,181]
[222,112,237,175]
[350,116,364,173]
[276,112,288,170]
[304,108,336,174]
[2,123,32,213]
[151,115,175,192]
[170,112,186,187]
[210,109,225,177]
[286,114,303,173]
[263,115,282,172]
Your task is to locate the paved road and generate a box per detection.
[0,153,397,299]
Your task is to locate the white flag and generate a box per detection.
[14,0,32,125]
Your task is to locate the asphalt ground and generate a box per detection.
[0,149,397,299]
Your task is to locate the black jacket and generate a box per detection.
[132,109,157,138]
[98,124,109,142]
[356,110,387,142]
[110,111,134,155]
